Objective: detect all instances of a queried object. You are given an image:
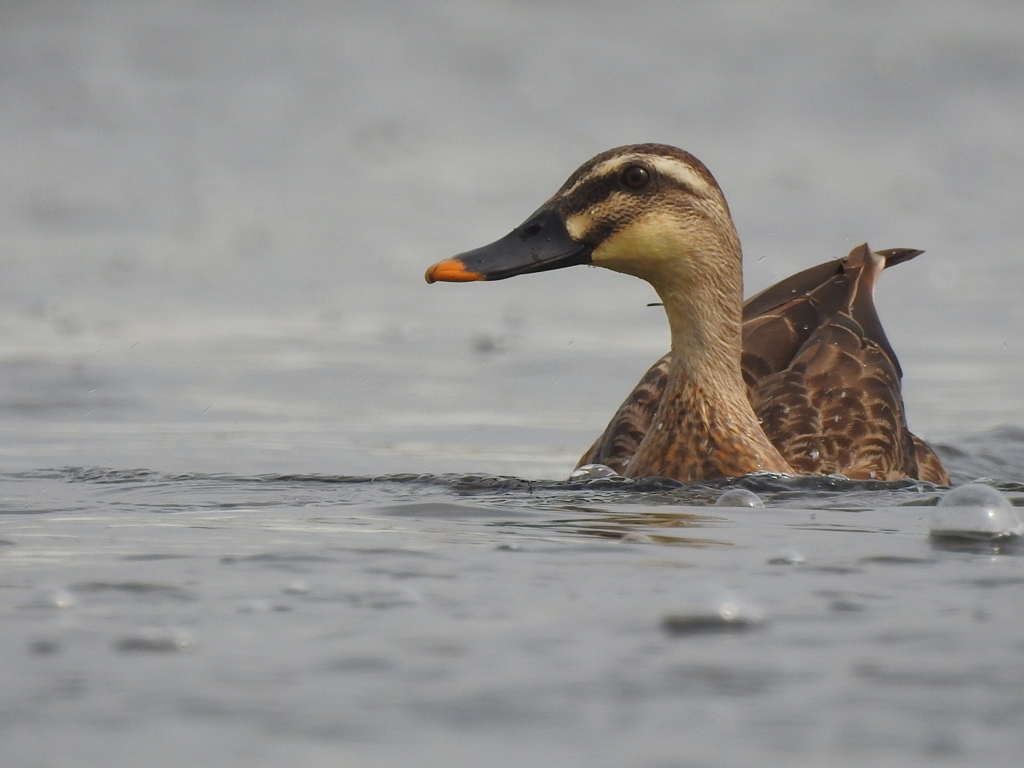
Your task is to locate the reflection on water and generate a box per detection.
[514,507,733,548]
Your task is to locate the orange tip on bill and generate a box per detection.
[424,259,485,283]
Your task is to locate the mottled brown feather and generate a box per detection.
[621,365,792,480]
[578,354,669,474]
[579,244,949,484]
[913,437,948,484]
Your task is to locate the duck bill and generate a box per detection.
[425,206,592,283]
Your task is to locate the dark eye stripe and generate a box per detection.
[558,159,707,216]
[558,172,624,215]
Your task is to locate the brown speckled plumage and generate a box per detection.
[579,244,949,484]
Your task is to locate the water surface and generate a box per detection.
[2,468,1024,767]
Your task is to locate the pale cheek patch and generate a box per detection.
[592,213,690,271]
[565,212,593,241]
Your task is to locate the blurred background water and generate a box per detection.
[2,2,1024,766]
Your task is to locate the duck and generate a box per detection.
[425,143,948,485]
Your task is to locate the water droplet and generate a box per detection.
[929,484,1023,540]
[767,551,805,565]
[569,464,620,481]
[662,594,766,635]
[714,488,764,507]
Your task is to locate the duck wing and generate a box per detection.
[744,244,947,482]
[578,245,948,484]
[739,247,918,383]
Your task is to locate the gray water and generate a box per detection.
[2,2,1024,766]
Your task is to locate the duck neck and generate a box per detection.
[627,238,793,481]
[657,253,746,394]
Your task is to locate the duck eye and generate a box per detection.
[621,165,650,190]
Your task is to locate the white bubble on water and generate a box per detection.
[714,488,764,507]
[569,464,621,481]
[929,484,1024,540]
[661,590,767,635]
[767,551,805,565]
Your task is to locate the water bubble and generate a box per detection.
[929,484,1024,541]
[569,464,621,481]
[661,592,766,635]
[714,489,764,507]
[767,551,805,565]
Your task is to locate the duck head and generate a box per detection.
[425,143,741,288]
[425,144,796,479]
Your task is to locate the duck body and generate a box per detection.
[426,144,948,485]
[580,245,949,484]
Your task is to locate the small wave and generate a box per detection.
[4,465,965,511]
